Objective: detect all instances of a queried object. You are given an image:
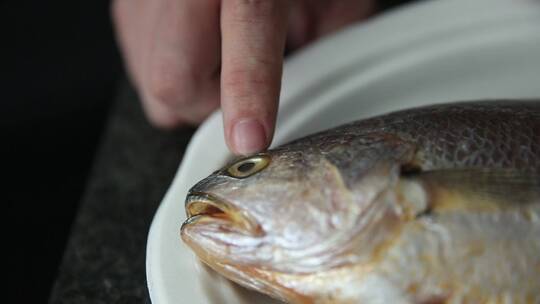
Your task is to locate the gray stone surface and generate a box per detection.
[49,83,194,303]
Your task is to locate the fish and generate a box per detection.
[180,100,540,304]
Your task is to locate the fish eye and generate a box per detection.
[227,154,270,178]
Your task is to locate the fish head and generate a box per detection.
[181,143,402,298]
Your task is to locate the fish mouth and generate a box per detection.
[181,192,263,236]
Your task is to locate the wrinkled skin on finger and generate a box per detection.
[111,0,375,155]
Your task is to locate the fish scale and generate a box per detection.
[181,100,540,304]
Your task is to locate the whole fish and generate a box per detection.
[181,101,540,304]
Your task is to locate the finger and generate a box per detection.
[143,0,221,128]
[221,0,289,155]
[111,0,160,89]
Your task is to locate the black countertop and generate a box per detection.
[49,83,194,303]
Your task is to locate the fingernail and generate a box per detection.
[232,119,267,155]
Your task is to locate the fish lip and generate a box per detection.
[182,192,264,236]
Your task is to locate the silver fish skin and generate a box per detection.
[181,100,540,304]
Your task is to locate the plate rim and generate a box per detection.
[146,0,540,303]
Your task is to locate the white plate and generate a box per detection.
[146,0,540,303]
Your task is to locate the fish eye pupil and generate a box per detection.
[237,161,255,173]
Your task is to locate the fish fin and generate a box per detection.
[398,169,540,216]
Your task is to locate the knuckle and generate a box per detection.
[223,72,278,119]
[230,0,275,23]
[147,61,195,109]
[144,101,209,128]
[223,65,276,100]
[141,97,184,130]
[146,111,182,130]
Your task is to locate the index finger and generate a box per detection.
[220,0,289,155]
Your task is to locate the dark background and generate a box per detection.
[2,0,411,302]
[3,0,122,302]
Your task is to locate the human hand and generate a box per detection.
[112,0,374,155]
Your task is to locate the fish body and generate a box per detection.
[181,101,540,304]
